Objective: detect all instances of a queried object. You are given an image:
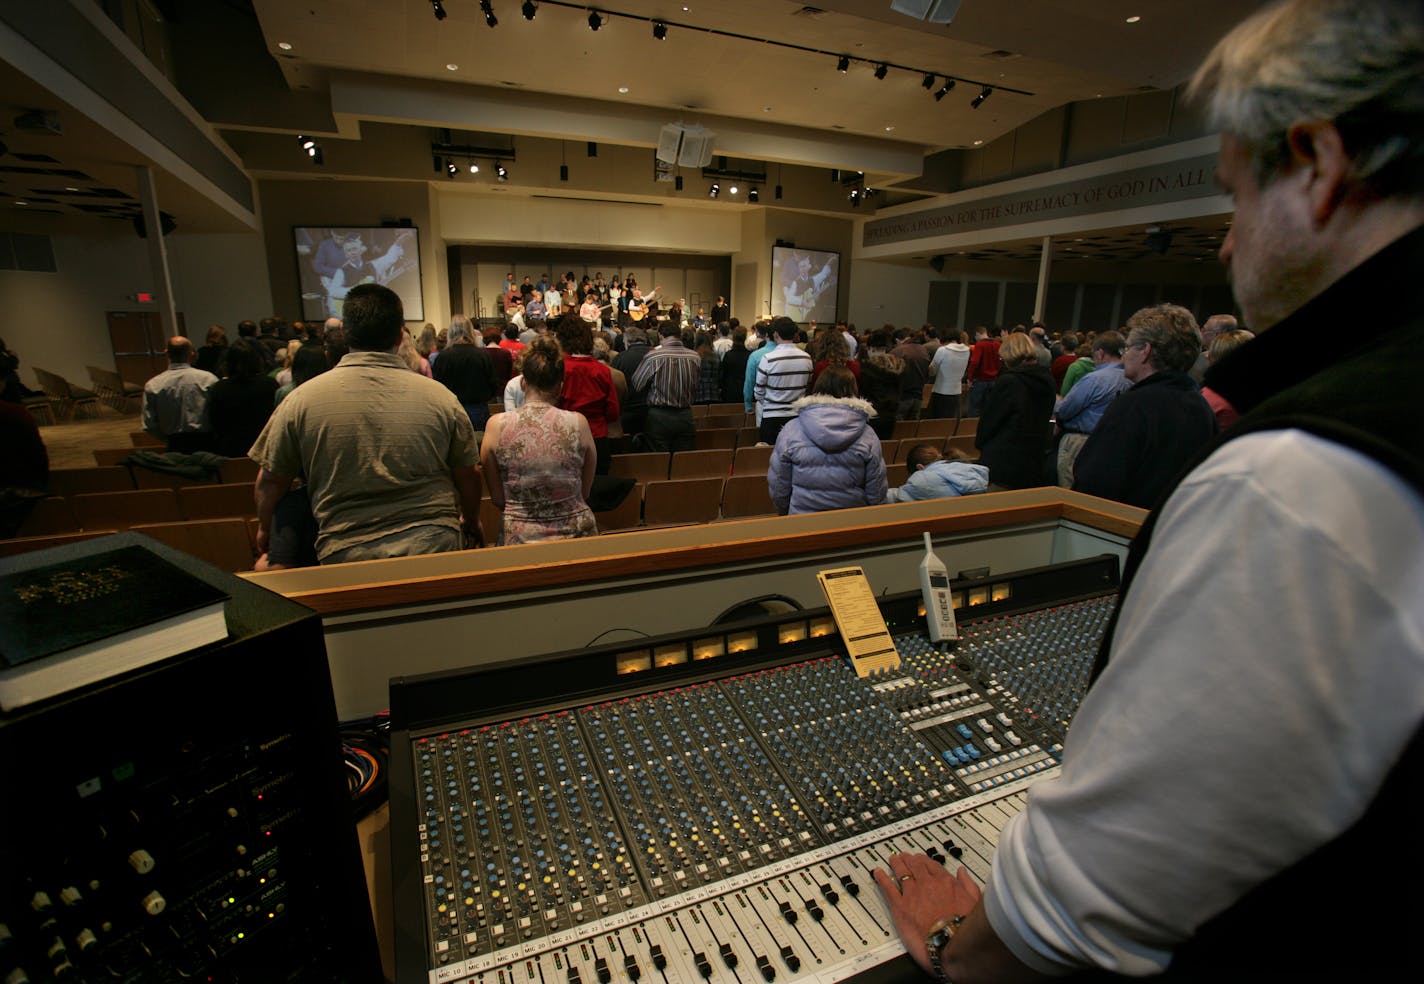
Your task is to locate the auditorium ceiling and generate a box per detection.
[1,1,1263,237]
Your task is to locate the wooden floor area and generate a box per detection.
[38,408,144,469]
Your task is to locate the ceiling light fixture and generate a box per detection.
[652,21,668,40]
[675,175,683,191]
[496,163,508,180]
[522,1,537,20]
[309,146,323,165]
[278,42,293,51]
[774,184,783,200]
[934,79,956,101]
[469,162,480,173]
[874,63,888,80]
[446,158,457,177]
[836,55,850,73]
[971,86,993,108]
[729,185,738,195]
[560,164,569,181]
[587,141,598,158]
[922,73,936,90]
[446,63,459,71]
[1125,15,1141,23]
[588,10,603,31]
[299,135,315,150]
[480,1,497,27]
[709,182,719,198]
[430,0,447,21]
[748,187,759,203]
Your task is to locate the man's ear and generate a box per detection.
[1285,120,1352,224]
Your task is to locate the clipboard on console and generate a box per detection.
[816,566,901,677]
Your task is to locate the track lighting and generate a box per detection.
[729,185,738,195]
[522,1,537,20]
[469,162,480,174]
[652,21,667,40]
[971,86,993,108]
[587,142,597,158]
[748,187,759,203]
[836,55,850,73]
[934,79,956,101]
[774,185,783,200]
[430,0,447,21]
[496,163,508,180]
[874,63,888,80]
[479,1,497,27]
[922,73,936,90]
[708,182,719,198]
[588,10,603,30]
[299,134,323,163]
[446,158,457,177]
[560,164,569,181]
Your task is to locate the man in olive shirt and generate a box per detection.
[250,284,481,564]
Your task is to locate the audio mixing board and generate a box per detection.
[389,556,1119,984]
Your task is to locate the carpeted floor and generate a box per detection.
[37,408,148,469]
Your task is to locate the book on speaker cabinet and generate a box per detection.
[0,542,229,711]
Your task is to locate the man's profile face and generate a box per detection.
[1215,133,1316,332]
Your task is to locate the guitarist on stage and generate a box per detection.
[624,285,662,327]
[781,251,835,322]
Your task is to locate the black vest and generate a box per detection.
[1080,226,1424,981]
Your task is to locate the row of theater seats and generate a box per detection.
[606,430,978,486]
[2,483,269,572]
[610,415,980,455]
[4,418,980,569]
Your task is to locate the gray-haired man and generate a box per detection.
[877,3,1424,979]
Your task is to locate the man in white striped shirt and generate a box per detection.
[753,317,813,445]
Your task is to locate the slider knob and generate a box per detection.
[4,969,30,984]
[140,891,166,916]
[128,850,156,874]
[74,930,98,952]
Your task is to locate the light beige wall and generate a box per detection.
[1,231,146,387]
[847,259,939,333]
[437,190,742,253]
[731,208,768,325]
[2,228,268,388]
[167,231,273,331]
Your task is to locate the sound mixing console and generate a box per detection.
[389,556,1120,984]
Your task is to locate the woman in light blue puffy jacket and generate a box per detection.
[768,367,887,515]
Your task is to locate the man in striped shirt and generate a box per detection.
[631,322,702,452]
[754,317,814,445]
